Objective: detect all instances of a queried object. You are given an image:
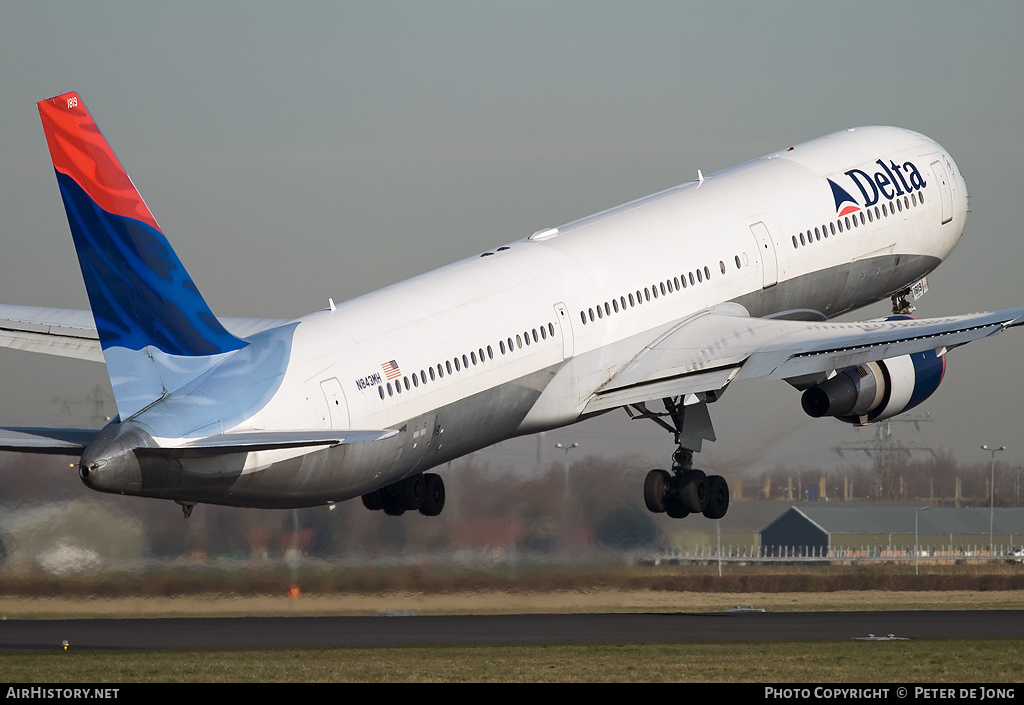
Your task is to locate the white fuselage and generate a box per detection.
[124,126,967,507]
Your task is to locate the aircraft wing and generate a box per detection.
[0,305,294,361]
[584,304,1024,413]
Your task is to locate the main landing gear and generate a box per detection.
[361,472,446,517]
[630,397,730,520]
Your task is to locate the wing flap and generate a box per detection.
[740,309,1024,381]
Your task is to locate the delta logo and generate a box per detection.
[828,159,927,215]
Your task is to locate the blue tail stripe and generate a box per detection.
[56,171,246,356]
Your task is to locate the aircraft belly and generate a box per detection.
[734,253,939,319]
[126,366,556,508]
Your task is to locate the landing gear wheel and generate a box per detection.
[420,473,446,516]
[678,469,708,514]
[362,490,383,511]
[703,474,730,519]
[382,495,406,516]
[398,474,424,511]
[644,469,670,513]
[664,495,690,519]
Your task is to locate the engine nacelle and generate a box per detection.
[800,349,945,425]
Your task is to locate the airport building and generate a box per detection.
[760,506,1024,556]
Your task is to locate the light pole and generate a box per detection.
[555,442,579,496]
[555,442,579,455]
[981,445,1006,554]
[915,506,931,575]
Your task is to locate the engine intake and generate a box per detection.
[801,349,945,425]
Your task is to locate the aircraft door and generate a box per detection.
[749,221,779,288]
[553,302,574,359]
[320,377,349,428]
[930,160,953,225]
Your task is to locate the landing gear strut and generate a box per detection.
[891,288,915,315]
[631,397,730,520]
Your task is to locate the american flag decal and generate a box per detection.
[381,360,402,380]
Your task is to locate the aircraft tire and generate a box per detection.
[420,473,445,516]
[665,495,690,519]
[703,475,729,519]
[382,495,406,516]
[678,469,709,514]
[399,474,425,511]
[362,490,383,511]
[644,469,670,513]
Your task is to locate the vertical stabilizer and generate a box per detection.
[38,92,247,418]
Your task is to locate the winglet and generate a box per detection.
[38,92,247,418]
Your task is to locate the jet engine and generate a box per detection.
[800,349,945,425]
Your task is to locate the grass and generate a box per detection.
[2,564,1022,682]
[3,641,1023,682]
[2,588,1024,620]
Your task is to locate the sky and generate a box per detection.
[1,1,1023,481]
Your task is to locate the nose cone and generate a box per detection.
[79,422,155,495]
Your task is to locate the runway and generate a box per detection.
[2,611,1023,651]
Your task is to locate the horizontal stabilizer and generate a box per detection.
[0,304,292,362]
[0,306,101,361]
[137,429,400,458]
[0,427,101,455]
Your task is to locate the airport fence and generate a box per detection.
[643,544,1024,565]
